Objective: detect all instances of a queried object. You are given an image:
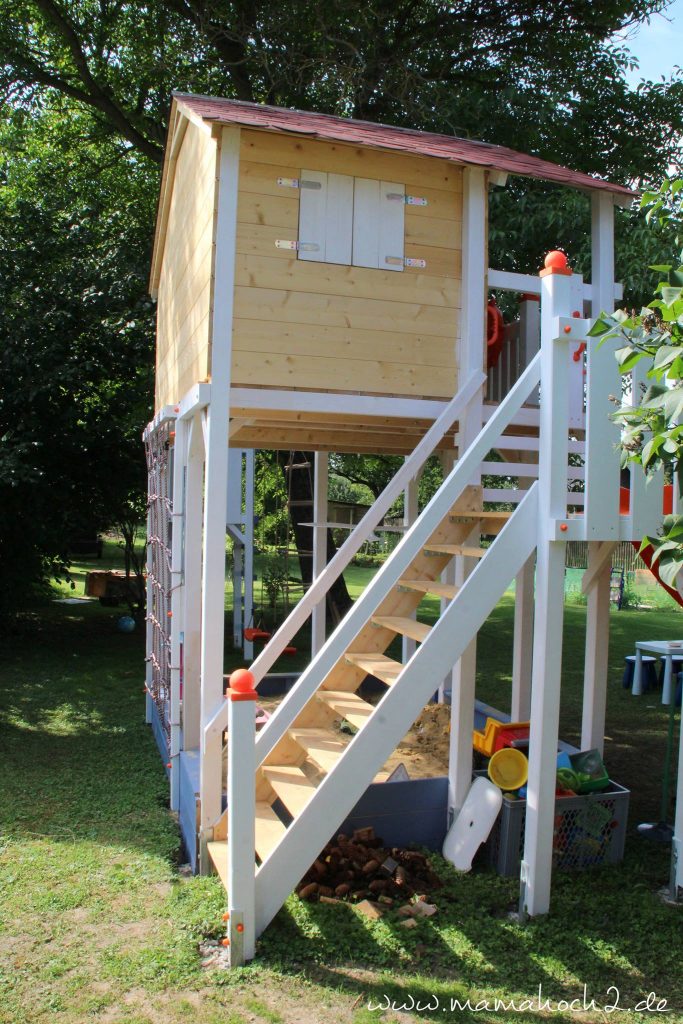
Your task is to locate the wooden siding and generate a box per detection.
[232,130,463,400]
[155,120,217,409]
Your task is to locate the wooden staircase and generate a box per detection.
[207,492,516,877]
[204,354,544,937]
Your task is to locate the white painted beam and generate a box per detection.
[199,126,240,872]
[580,541,612,754]
[311,452,329,657]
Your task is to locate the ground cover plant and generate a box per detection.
[1,556,683,1023]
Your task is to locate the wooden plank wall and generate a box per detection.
[232,130,463,399]
[155,121,217,410]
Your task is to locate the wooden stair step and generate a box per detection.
[398,578,459,600]
[261,764,317,816]
[255,800,288,862]
[289,727,347,773]
[449,509,513,520]
[371,615,431,643]
[207,841,228,889]
[423,543,487,558]
[344,652,404,685]
[318,690,375,729]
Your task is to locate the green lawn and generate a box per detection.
[1,557,683,1023]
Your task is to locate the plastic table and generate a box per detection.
[633,640,683,705]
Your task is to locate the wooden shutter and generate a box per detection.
[325,173,354,265]
[298,170,327,263]
[379,181,405,273]
[352,178,380,268]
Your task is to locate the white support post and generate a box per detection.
[447,165,486,820]
[226,672,257,963]
[244,450,255,663]
[438,451,457,703]
[585,193,620,540]
[311,452,329,658]
[628,359,665,539]
[182,416,204,751]
[519,295,540,406]
[402,467,420,665]
[228,448,244,650]
[520,260,573,919]
[511,553,535,720]
[671,704,683,897]
[199,126,240,872]
[169,416,186,810]
[580,542,612,754]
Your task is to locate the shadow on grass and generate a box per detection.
[257,846,683,1020]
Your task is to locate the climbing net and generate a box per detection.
[144,420,174,742]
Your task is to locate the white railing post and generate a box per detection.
[226,669,257,964]
[311,452,329,657]
[628,359,665,539]
[447,165,486,819]
[402,466,420,665]
[520,253,573,919]
[511,552,535,720]
[169,414,185,811]
[585,193,621,540]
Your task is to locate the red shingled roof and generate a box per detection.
[174,92,636,199]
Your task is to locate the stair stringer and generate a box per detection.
[254,483,539,937]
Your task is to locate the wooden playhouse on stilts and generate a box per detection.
[144,94,678,963]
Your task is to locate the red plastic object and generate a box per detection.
[229,668,256,693]
[284,646,297,656]
[545,250,568,270]
[244,627,272,642]
[493,724,531,752]
[619,485,683,608]
[486,300,505,369]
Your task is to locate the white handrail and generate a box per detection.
[203,369,484,747]
[250,352,541,769]
[249,370,485,680]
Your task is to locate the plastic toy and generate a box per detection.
[442,776,503,872]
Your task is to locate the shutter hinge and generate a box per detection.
[275,240,321,252]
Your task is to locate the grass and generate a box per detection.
[1,551,683,1022]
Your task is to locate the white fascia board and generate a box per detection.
[229,387,450,421]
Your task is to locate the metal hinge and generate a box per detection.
[385,256,427,269]
[277,177,322,190]
[386,192,428,206]
[275,240,321,252]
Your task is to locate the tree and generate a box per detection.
[589,176,683,587]
[0,105,155,615]
[3,1,683,612]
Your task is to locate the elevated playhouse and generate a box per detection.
[144,94,682,964]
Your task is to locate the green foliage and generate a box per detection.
[589,176,683,588]
[4,2,683,615]
[0,105,155,616]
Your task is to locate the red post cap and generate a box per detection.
[229,668,256,693]
[540,249,572,278]
[544,250,568,270]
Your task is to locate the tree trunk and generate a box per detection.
[282,452,353,627]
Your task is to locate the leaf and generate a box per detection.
[658,557,683,588]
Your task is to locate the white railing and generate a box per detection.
[254,484,539,935]
[202,368,485,746]
[250,353,542,770]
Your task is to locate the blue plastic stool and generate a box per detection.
[659,656,683,690]
[622,655,658,692]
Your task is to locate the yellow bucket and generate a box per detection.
[488,747,529,791]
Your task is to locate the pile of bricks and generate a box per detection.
[295,827,441,917]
